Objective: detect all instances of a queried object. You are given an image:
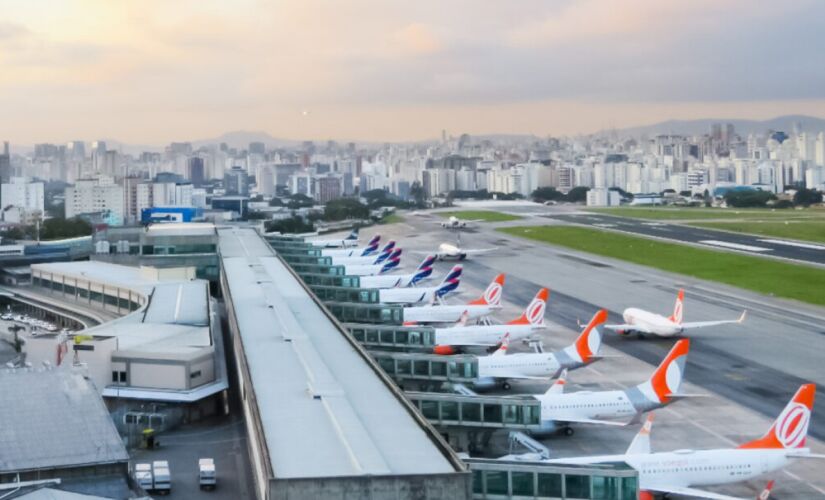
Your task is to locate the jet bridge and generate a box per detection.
[405,392,543,452]
[464,458,639,500]
[325,301,404,324]
[369,351,479,391]
[279,253,335,266]
[300,273,362,288]
[310,285,381,304]
[346,323,438,351]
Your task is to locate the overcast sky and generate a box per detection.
[2,0,824,145]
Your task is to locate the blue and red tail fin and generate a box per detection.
[360,235,381,256]
[410,254,436,285]
[380,249,402,273]
[435,265,462,297]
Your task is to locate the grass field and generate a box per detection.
[439,210,522,222]
[380,213,405,224]
[587,207,820,221]
[499,225,825,307]
[691,220,825,244]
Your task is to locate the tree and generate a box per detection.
[724,190,775,208]
[565,186,590,203]
[793,188,823,207]
[531,187,564,203]
[287,193,315,209]
[324,198,370,221]
[40,217,92,240]
[264,216,314,234]
[679,190,692,197]
[409,182,426,208]
[268,197,284,207]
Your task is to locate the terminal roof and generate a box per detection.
[218,227,459,479]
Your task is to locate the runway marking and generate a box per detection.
[758,239,825,251]
[642,223,667,227]
[783,469,825,496]
[699,240,772,252]
[593,223,617,228]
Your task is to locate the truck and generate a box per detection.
[199,458,216,489]
[152,460,171,494]
[133,463,153,491]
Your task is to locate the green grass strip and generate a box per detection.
[692,221,825,244]
[439,210,522,222]
[499,225,825,307]
[587,207,820,221]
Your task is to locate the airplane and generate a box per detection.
[344,248,401,276]
[472,309,608,390]
[434,242,495,261]
[431,288,549,355]
[543,384,821,500]
[437,215,483,229]
[378,265,462,305]
[309,228,360,248]
[402,274,505,324]
[359,254,437,289]
[605,289,746,338]
[321,235,382,258]
[533,339,693,435]
[329,241,397,266]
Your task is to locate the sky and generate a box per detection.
[1,0,825,145]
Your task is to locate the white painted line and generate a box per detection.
[699,240,772,252]
[642,222,666,227]
[758,239,825,251]
[593,223,617,228]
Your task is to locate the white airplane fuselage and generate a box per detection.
[623,308,682,336]
[379,287,440,305]
[477,352,562,379]
[537,390,638,424]
[434,323,538,347]
[331,255,382,266]
[344,264,387,276]
[311,239,358,248]
[402,304,500,324]
[359,274,406,289]
[551,448,793,492]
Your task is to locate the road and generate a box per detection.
[361,205,825,498]
[550,212,825,266]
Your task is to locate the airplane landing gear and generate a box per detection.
[501,382,511,391]
[563,427,575,437]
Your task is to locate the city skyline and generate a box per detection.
[2,0,825,144]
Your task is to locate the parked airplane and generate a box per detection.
[309,228,359,248]
[605,289,746,338]
[402,274,505,324]
[330,241,397,266]
[437,215,482,229]
[378,265,462,305]
[431,288,549,354]
[472,309,608,389]
[544,384,820,499]
[321,235,382,257]
[344,248,401,276]
[533,339,693,434]
[360,255,437,289]
[434,242,495,261]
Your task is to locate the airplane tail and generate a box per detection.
[435,265,462,298]
[360,235,381,256]
[491,333,510,357]
[669,289,684,324]
[625,413,654,455]
[380,249,402,273]
[739,384,815,450]
[346,227,359,240]
[571,309,607,363]
[468,274,505,306]
[543,369,567,396]
[508,288,549,326]
[637,339,690,405]
[373,240,396,263]
[410,255,437,285]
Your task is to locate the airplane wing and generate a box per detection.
[786,452,825,459]
[646,484,755,500]
[603,323,654,333]
[680,311,746,330]
[666,393,708,401]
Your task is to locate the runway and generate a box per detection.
[549,212,825,266]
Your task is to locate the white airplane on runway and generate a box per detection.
[544,384,821,500]
[330,241,396,266]
[605,289,746,338]
[434,242,495,261]
[309,228,360,248]
[378,265,462,305]
[431,288,549,355]
[472,309,608,390]
[321,235,382,258]
[437,215,482,229]
[359,255,437,289]
[344,248,401,276]
[402,274,505,324]
[532,339,694,434]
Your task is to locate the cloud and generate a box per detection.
[393,23,443,55]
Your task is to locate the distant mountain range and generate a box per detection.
[607,114,825,138]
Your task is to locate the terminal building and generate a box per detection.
[218,227,471,500]
[23,260,228,432]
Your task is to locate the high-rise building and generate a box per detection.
[186,157,206,186]
[249,142,266,156]
[67,141,85,160]
[1,178,44,215]
[224,166,249,196]
[65,178,125,225]
[316,176,342,203]
[0,141,10,185]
